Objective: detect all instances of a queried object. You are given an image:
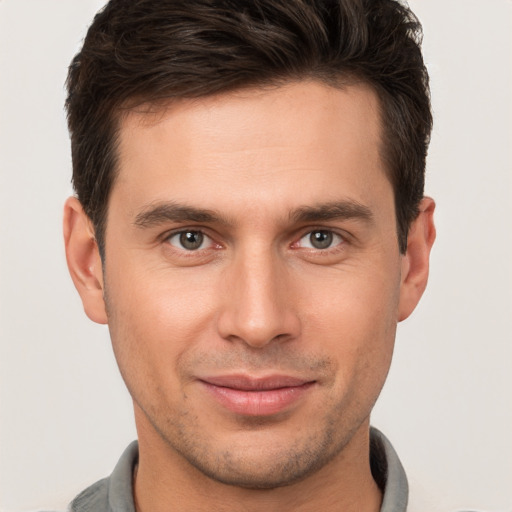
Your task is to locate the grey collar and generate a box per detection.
[370,427,409,512]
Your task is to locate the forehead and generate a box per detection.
[120,80,382,153]
[113,81,389,219]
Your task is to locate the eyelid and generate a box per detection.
[292,227,348,252]
[163,228,221,251]
[159,226,350,254]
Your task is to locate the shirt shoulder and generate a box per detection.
[67,441,138,512]
[67,477,110,512]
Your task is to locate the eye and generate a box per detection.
[298,230,344,250]
[167,230,212,251]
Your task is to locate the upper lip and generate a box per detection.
[199,374,314,391]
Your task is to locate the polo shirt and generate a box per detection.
[68,427,408,512]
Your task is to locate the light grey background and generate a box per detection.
[1,1,511,510]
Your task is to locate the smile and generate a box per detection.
[199,375,316,416]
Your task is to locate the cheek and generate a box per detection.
[104,264,220,391]
[107,258,219,331]
[305,260,400,334]
[302,265,400,386]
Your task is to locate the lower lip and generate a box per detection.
[200,381,315,416]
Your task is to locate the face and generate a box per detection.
[67,81,431,489]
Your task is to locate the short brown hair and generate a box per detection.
[66,0,432,255]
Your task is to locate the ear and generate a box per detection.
[398,197,436,322]
[63,197,108,324]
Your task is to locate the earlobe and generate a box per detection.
[63,197,108,324]
[398,197,436,322]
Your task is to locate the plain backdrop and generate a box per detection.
[0,1,511,511]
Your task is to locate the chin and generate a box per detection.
[167,422,350,490]
[186,450,333,490]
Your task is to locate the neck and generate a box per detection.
[133,418,382,512]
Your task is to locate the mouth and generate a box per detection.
[198,374,316,416]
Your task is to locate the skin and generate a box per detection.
[64,81,435,512]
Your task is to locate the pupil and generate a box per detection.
[180,231,203,250]
[310,231,332,249]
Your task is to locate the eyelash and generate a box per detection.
[294,229,345,252]
[165,230,218,252]
[163,228,346,255]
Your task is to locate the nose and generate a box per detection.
[217,248,301,348]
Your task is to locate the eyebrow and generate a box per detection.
[290,200,373,224]
[133,202,230,228]
[133,199,373,229]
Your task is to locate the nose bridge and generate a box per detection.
[217,241,299,347]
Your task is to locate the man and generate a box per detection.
[62,0,436,510]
